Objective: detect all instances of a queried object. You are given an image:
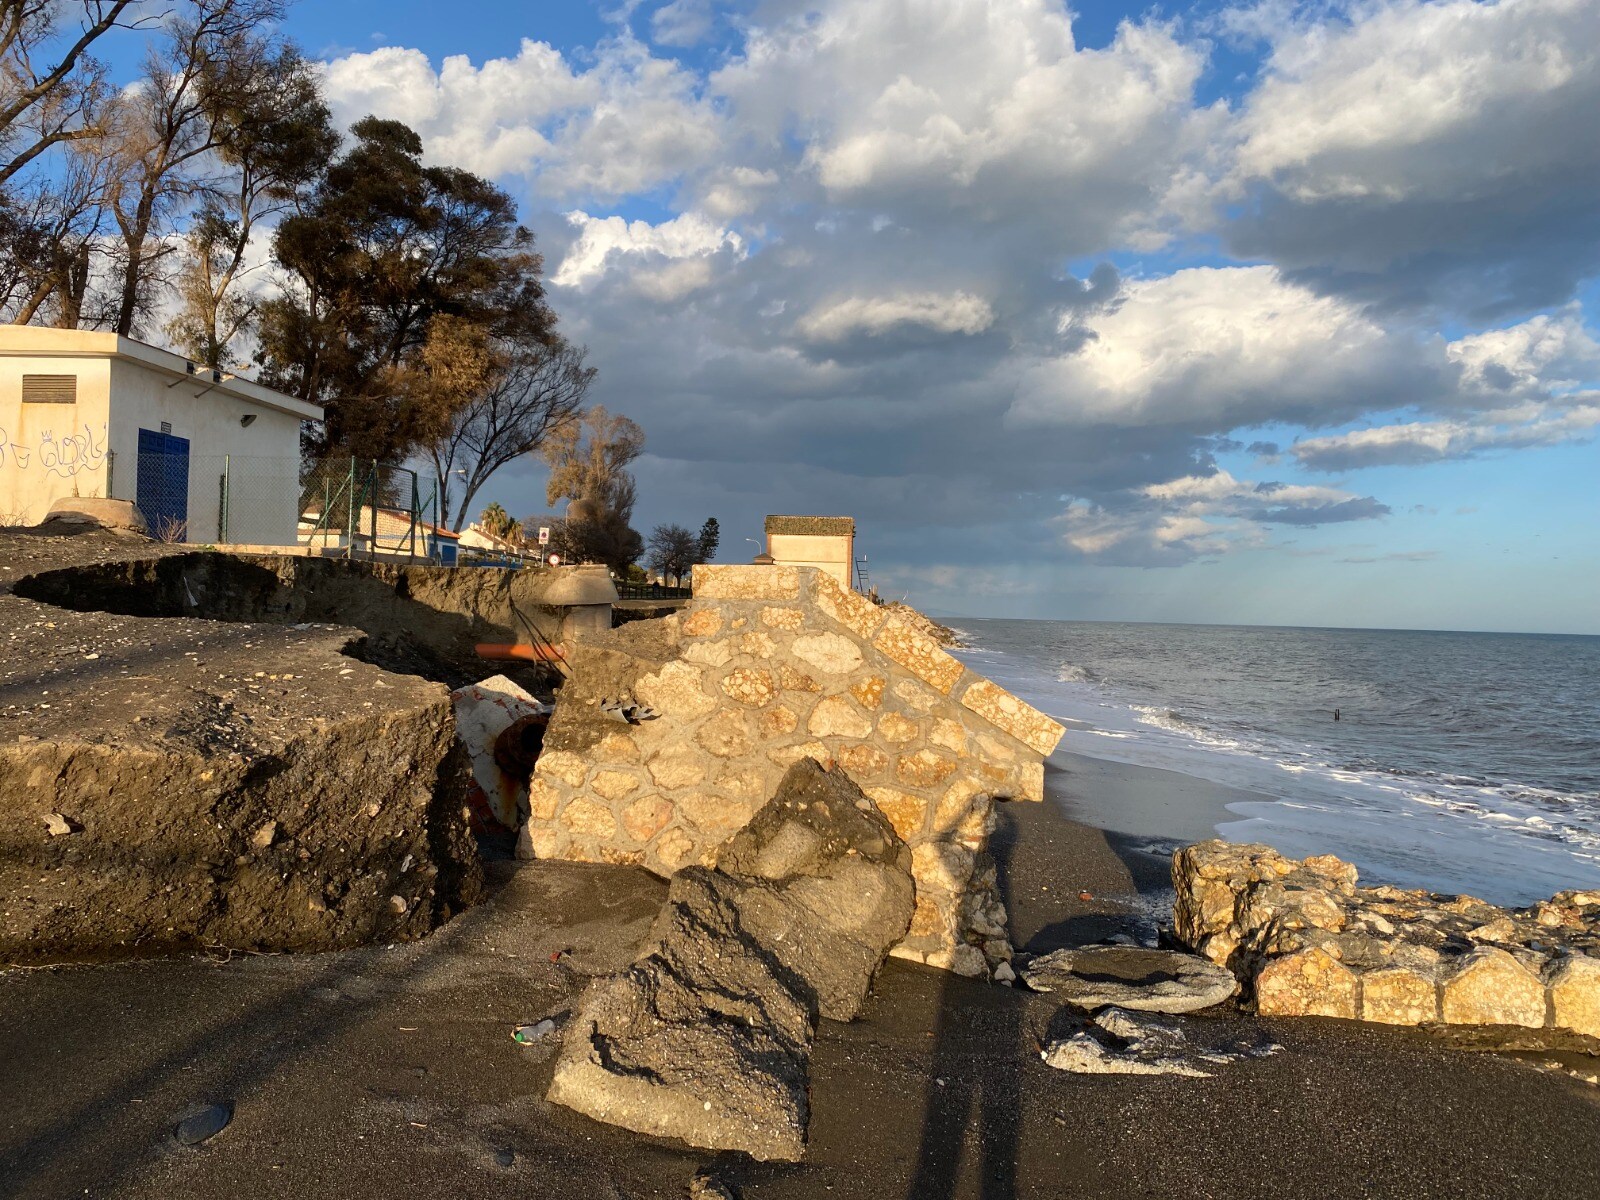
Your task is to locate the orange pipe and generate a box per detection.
[475,642,566,663]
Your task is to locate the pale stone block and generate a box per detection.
[696,709,756,758]
[836,743,888,778]
[1440,948,1545,1027]
[594,732,640,762]
[652,826,696,871]
[1547,955,1600,1037]
[792,632,864,675]
[759,705,799,737]
[591,769,642,802]
[760,606,806,631]
[897,748,958,789]
[778,664,821,693]
[911,840,976,895]
[560,797,617,840]
[864,786,928,842]
[959,678,1065,756]
[648,746,707,790]
[1361,966,1439,1025]
[676,790,752,840]
[893,678,941,712]
[849,675,886,710]
[738,631,777,659]
[808,694,872,739]
[1254,947,1359,1018]
[768,740,828,770]
[714,763,769,800]
[874,619,964,694]
[522,823,562,860]
[930,718,968,753]
[527,777,564,821]
[636,661,718,721]
[537,750,588,788]
[720,666,776,707]
[906,892,956,940]
[878,711,919,743]
[813,572,886,639]
[622,795,674,843]
[684,640,733,667]
[1012,760,1044,802]
[932,777,986,835]
[692,564,800,599]
[680,607,723,638]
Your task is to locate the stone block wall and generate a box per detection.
[1173,840,1600,1035]
[522,565,1065,976]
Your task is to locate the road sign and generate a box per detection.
[537,526,550,545]
[547,553,561,566]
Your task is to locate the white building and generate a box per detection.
[0,327,321,544]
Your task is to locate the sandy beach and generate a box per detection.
[3,751,1597,1200]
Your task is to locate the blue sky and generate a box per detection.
[122,1,1600,632]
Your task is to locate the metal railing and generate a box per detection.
[616,581,691,600]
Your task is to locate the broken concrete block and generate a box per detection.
[1021,946,1239,1014]
[715,757,916,1021]
[546,868,813,1161]
[547,759,915,1159]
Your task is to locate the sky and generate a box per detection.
[130,1,1600,631]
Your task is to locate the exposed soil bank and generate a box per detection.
[12,548,582,688]
[0,527,487,963]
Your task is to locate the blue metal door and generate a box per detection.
[136,428,190,540]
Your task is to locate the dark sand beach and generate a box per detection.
[3,754,1598,1199]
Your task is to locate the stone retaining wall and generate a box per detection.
[1173,841,1600,1036]
[522,565,1065,976]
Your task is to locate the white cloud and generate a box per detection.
[1448,306,1600,396]
[651,0,715,48]
[553,210,744,300]
[1291,402,1600,470]
[1013,266,1444,429]
[796,290,994,343]
[1234,0,1598,204]
[711,0,1217,251]
[320,36,722,199]
[1055,468,1389,564]
[1221,0,1600,311]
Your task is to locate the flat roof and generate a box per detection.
[765,514,855,536]
[0,326,323,422]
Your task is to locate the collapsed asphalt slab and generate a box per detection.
[0,526,484,962]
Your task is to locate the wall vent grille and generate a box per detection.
[21,374,76,404]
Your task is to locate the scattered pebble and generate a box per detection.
[175,1102,232,1145]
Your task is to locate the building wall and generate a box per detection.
[105,358,304,544]
[0,354,112,524]
[767,531,853,586]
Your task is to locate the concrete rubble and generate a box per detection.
[1173,840,1600,1034]
[1022,945,1239,1014]
[546,758,915,1160]
[521,563,1064,977]
[1041,1007,1280,1077]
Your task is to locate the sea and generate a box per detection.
[953,619,1600,908]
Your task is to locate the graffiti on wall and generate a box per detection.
[0,427,29,469]
[39,423,108,478]
[0,423,107,477]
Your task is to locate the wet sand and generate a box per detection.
[2,754,1599,1198]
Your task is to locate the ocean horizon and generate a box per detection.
[953,617,1600,909]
